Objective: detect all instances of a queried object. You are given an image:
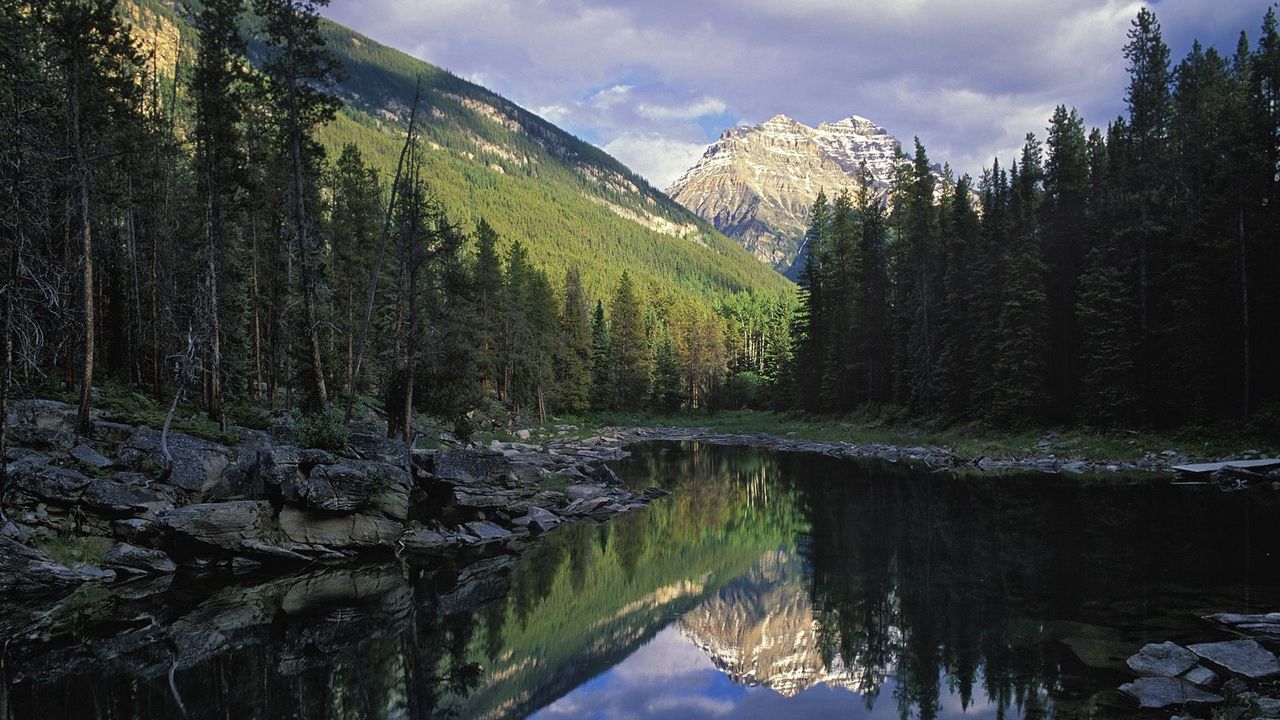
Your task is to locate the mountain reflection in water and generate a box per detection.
[5,441,1279,720]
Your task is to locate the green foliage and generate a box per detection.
[296,408,349,451]
[788,6,1280,429]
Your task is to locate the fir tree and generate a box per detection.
[589,300,614,411]
[557,265,593,414]
[610,271,649,410]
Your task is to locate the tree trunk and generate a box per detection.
[250,215,263,400]
[1,239,17,521]
[346,77,421,423]
[71,59,95,436]
[288,79,327,408]
[1239,206,1250,419]
[206,198,225,431]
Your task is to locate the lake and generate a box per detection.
[5,441,1279,719]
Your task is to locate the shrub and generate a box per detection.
[297,408,349,452]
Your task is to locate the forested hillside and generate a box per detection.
[790,8,1280,430]
[0,0,795,457]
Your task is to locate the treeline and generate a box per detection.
[0,0,794,455]
[791,8,1280,429]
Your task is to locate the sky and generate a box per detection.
[322,0,1278,190]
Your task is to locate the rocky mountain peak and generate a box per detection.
[667,112,942,276]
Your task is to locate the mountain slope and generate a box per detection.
[668,114,929,276]
[128,0,792,308]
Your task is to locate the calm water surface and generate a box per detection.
[6,441,1279,719]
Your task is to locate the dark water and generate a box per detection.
[4,441,1279,719]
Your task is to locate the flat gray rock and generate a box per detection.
[1206,612,1280,625]
[102,543,177,575]
[70,443,112,470]
[464,520,511,543]
[1119,677,1224,710]
[1128,642,1199,677]
[1189,639,1280,680]
[1182,665,1217,687]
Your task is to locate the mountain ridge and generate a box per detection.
[128,0,792,307]
[668,112,937,276]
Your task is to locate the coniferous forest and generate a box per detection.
[793,8,1280,430]
[1,0,1278,460]
[0,0,794,458]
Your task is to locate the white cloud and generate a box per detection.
[637,96,728,121]
[591,84,635,109]
[325,0,1278,179]
[603,134,709,190]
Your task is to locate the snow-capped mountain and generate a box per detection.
[678,550,898,698]
[667,113,927,276]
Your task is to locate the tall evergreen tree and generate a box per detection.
[589,300,614,411]
[991,135,1050,422]
[1041,106,1090,420]
[557,265,592,414]
[1119,7,1173,419]
[192,0,247,430]
[253,0,341,409]
[793,191,832,412]
[610,271,649,410]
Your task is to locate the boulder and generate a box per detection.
[69,443,113,471]
[432,449,508,483]
[80,479,172,514]
[292,463,374,512]
[156,501,277,551]
[563,496,612,517]
[0,536,84,597]
[516,506,561,535]
[119,427,232,493]
[257,445,304,488]
[277,507,403,550]
[102,543,177,575]
[204,448,267,501]
[1127,642,1199,677]
[284,461,411,521]
[1189,639,1280,680]
[113,518,158,544]
[8,460,92,503]
[400,525,467,553]
[1119,677,1224,710]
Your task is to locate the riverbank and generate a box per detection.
[490,409,1280,476]
[0,399,663,600]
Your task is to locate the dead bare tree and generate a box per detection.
[345,76,422,423]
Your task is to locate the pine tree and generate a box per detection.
[330,144,382,400]
[472,218,503,396]
[1042,106,1089,421]
[192,0,247,430]
[792,191,832,412]
[894,139,943,413]
[45,0,143,432]
[557,265,592,414]
[853,165,893,405]
[610,271,649,410]
[589,300,614,411]
[1119,7,1174,419]
[651,327,683,413]
[936,176,979,417]
[253,0,341,409]
[991,135,1049,422]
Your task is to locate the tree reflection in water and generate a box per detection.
[5,442,1278,720]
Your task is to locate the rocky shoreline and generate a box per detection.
[3,402,1274,601]
[1,400,665,600]
[1117,614,1280,718]
[578,425,1280,482]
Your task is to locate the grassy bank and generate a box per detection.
[543,410,1279,464]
